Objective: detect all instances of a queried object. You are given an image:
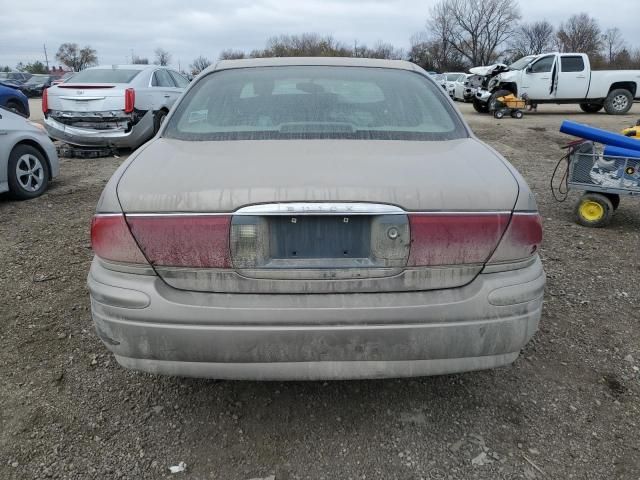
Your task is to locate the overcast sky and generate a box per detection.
[1,0,638,70]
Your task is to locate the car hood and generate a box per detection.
[469,63,510,77]
[116,138,520,213]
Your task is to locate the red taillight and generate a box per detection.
[124,88,135,113]
[42,88,48,113]
[126,215,232,268]
[91,215,148,264]
[488,212,543,263]
[408,213,511,266]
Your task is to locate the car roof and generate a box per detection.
[208,57,422,74]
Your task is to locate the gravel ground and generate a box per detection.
[1,102,639,480]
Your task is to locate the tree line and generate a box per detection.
[4,2,640,77]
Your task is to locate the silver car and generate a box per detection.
[1,107,59,199]
[88,57,544,380]
[43,65,189,149]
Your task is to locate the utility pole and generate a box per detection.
[43,44,49,71]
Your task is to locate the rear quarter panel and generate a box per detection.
[588,70,640,98]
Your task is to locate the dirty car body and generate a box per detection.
[43,65,188,149]
[88,57,545,380]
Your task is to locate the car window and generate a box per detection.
[529,56,555,74]
[163,65,467,141]
[69,69,141,83]
[561,56,585,72]
[152,69,176,87]
[169,71,189,88]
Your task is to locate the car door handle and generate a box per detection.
[163,94,170,98]
[540,77,550,80]
[576,75,586,78]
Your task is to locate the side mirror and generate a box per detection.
[525,66,531,74]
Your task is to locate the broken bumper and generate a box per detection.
[475,89,492,103]
[43,110,154,149]
[88,256,545,380]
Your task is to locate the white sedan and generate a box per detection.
[43,65,189,149]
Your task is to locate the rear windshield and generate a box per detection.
[67,69,141,84]
[163,66,466,141]
[25,75,51,84]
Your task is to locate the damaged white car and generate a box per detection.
[43,65,189,149]
[470,53,640,115]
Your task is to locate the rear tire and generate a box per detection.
[604,89,633,115]
[472,98,489,113]
[580,103,603,113]
[574,192,614,227]
[603,193,621,210]
[7,145,50,200]
[153,110,168,135]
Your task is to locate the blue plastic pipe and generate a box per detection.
[603,145,640,159]
[560,120,640,152]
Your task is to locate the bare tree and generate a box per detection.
[428,0,521,67]
[426,2,460,69]
[556,13,601,57]
[154,48,171,66]
[251,33,352,58]
[132,56,149,64]
[602,27,625,65]
[509,21,554,58]
[356,41,404,60]
[189,56,212,75]
[219,49,246,60]
[55,43,98,71]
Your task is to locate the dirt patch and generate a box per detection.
[0,103,639,479]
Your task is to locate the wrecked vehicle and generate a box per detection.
[43,65,189,149]
[471,53,640,115]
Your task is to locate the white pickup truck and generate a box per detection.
[471,53,640,115]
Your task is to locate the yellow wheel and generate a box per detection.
[579,200,604,221]
[574,193,613,227]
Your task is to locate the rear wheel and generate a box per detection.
[153,109,168,134]
[6,100,26,116]
[511,110,524,119]
[604,89,633,115]
[472,98,489,113]
[493,110,505,119]
[7,145,50,200]
[579,103,603,113]
[574,193,614,227]
[603,193,621,210]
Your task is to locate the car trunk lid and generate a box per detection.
[116,138,519,293]
[47,83,128,112]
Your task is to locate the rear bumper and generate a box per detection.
[88,256,545,380]
[43,111,154,149]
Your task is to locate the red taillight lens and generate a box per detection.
[407,213,510,266]
[126,215,232,268]
[488,212,543,263]
[124,88,135,113]
[42,88,48,113]
[91,215,148,264]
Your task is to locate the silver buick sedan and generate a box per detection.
[88,57,544,380]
